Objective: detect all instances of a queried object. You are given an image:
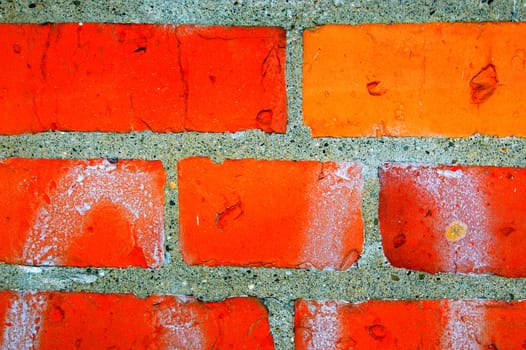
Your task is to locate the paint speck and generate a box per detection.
[169,181,177,189]
[445,221,468,242]
[248,284,255,290]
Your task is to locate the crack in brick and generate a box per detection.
[174,28,189,130]
[215,200,244,230]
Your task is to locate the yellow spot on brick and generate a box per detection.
[169,181,177,189]
[445,221,468,242]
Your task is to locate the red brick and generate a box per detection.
[295,299,526,349]
[178,157,363,269]
[0,291,274,349]
[0,23,286,134]
[304,23,526,137]
[379,163,526,277]
[0,158,165,268]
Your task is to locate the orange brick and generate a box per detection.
[379,163,526,276]
[0,23,286,134]
[178,157,363,269]
[0,291,274,349]
[303,23,526,137]
[0,158,165,268]
[295,299,526,349]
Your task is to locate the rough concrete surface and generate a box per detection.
[1,1,526,349]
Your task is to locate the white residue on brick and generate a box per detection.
[301,301,342,350]
[301,162,363,269]
[22,159,164,267]
[391,164,494,272]
[441,300,486,349]
[437,169,464,178]
[152,296,205,349]
[0,292,47,350]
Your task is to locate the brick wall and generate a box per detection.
[1,1,526,349]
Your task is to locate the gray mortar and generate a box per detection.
[0,1,526,349]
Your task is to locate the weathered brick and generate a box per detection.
[0,291,274,349]
[379,163,526,276]
[295,299,526,349]
[178,157,363,269]
[0,23,286,134]
[304,23,526,136]
[0,158,165,268]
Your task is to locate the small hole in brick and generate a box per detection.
[470,64,497,104]
[368,324,387,340]
[500,226,515,237]
[367,81,387,96]
[107,157,118,164]
[133,47,146,53]
[12,44,21,54]
[393,233,406,248]
[48,306,65,323]
[256,109,273,125]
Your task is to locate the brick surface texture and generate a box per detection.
[0,11,525,350]
[379,163,526,277]
[0,291,274,349]
[304,23,526,136]
[0,158,165,268]
[295,299,526,349]
[0,23,286,134]
[178,157,363,269]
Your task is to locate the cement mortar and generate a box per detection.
[0,1,525,349]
